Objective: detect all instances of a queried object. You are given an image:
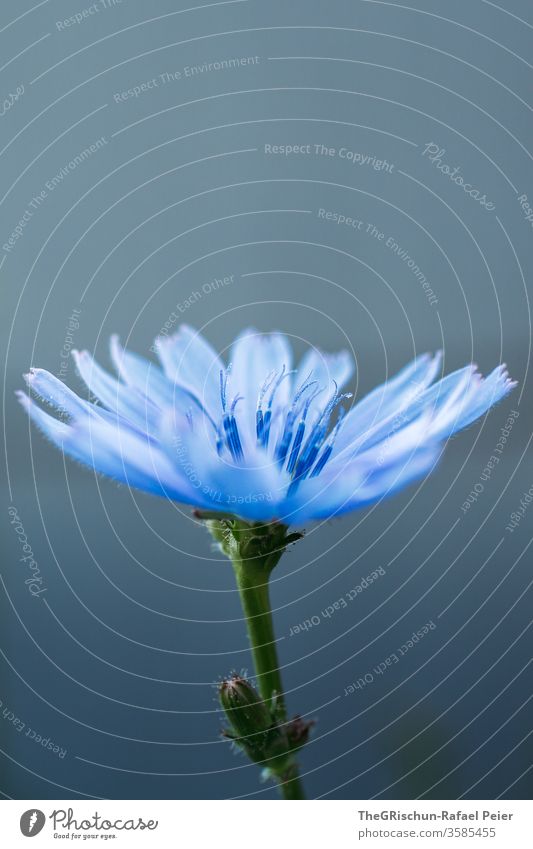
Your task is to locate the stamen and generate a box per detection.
[285,385,322,474]
[223,414,244,461]
[259,409,272,448]
[219,368,228,413]
[256,408,264,443]
[256,369,277,442]
[259,369,277,402]
[268,365,296,410]
[231,394,244,413]
[275,377,318,466]
[287,420,306,474]
[261,365,287,447]
[258,365,295,448]
[220,395,244,460]
[231,416,244,460]
[310,443,333,477]
[291,386,352,483]
[310,409,346,477]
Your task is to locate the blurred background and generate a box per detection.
[1,0,532,800]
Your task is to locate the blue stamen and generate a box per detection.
[275,377,318,466]
[285,385,324,473]
[231,394,244,413]
[219,369,246,458]
[268,365,296,410]
[287,420,306,474]
[291,387,352,484]
[256,408,264,442]
[223,414,244,461]
[222,395,244,460]
[256,369,277,442]
[310,410,346,477]
[260,370,277,399]
[260,409,272,447]
[231,417,244,460]
[310,444,332,477]
[258,365,294,448]
[219,369,228,412]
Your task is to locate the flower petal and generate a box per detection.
[286,422,439,524]
[18,391,164,495]
[154,325,223,421]
[334,361,476,461]
[110,335,175,407]
[333,352,442,456]
[73,417,201,502]
[427,364,517,440]
[24,368,98,420]
[72,349,160,433]
[17,390,71,441]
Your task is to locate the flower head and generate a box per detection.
[17,326,516,525]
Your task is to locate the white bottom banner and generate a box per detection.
[1,799,531,847]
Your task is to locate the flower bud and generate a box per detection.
[285,715,315,752]
[219,675,274,759]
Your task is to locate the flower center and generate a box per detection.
[214,366,352,489]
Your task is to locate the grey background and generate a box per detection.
[1,0,532,800]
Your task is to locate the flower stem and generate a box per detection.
[204,517,307,799]
[232,555,285,713]
[232,553,306,800]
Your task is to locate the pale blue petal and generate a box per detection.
[110,335,175,407]
[333,352,441,455]
[24,368,98,420]
[154,325,223,421]
[334,362,475,461]
[72,417,201,502]
[17,390,71,441]
[73,349,160,433]
[430,364,516,438]
[330,446,440,517]
[18,392,156,493]
[285,443,439,524]
[19,390,197,499]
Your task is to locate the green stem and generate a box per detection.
[232,554,284,711]
[232,553,306,800]
[277,764,306,800]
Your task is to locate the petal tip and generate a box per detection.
[15,389,30,408]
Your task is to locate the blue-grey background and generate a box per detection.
[1,0,532,800]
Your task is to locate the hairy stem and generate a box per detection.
[232,553,306,800]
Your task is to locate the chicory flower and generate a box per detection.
[17,326,516,525]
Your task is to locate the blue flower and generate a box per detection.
[17,327,516,525]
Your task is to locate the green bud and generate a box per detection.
[219,675,274,760]
[219,677,313,780]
